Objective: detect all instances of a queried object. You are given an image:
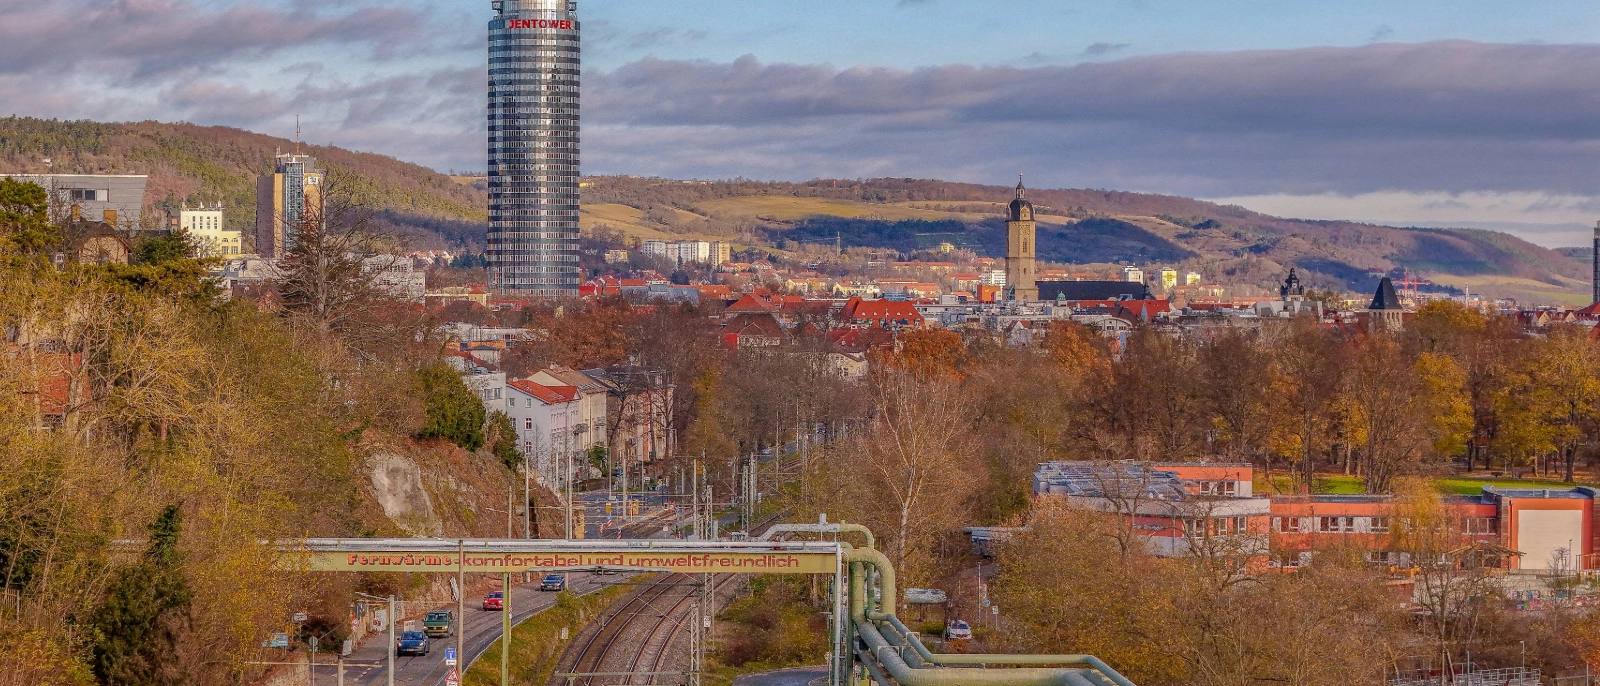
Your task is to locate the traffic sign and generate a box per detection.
[445,668,460,685]
[445,648,457,666]
[292,612,308,623]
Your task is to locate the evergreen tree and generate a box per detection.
[415,363,487,451]
[132,230,195,266]
[487,410,522,470]
[0,177,59,254]
[90,505,192,686]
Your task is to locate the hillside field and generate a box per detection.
[1,117,1587,302]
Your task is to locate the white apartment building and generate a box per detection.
[460,371,506,405]
[639,239,731,266]
[529,366,608,453]
[506,379,583,487]
[361,255,426,302]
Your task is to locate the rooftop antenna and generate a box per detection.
[294,115,301,155]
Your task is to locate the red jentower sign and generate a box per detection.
[506,19,573,30]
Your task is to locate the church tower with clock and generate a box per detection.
[1005,176,1038,301]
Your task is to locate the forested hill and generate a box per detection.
[583,176,1590,304]
[0,117,487,247]
[0,117,1586,302]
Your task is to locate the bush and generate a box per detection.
[487,411,521,470]
[415,364,486,451]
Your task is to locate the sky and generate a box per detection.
[4,0,1600,246]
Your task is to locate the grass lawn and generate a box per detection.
[1257,474,1587,497]
[1257,474,1367,495]
[1315,476,1366,495]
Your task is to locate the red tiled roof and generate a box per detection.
[508,380,579,404]
[726,294,777,313]
[841,297,924,323]
[1113,300,1171,322]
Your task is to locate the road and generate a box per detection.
[734,667,829,686]
[312,571,618,686]
[312,499,682,686]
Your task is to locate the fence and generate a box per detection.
[1391,667,1543,686]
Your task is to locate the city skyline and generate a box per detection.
[5,1,1600,245]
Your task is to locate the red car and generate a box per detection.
[482,592,504,611]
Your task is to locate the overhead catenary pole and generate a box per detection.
[501,572,512,686]
[457,539,466,685]
[387,595,396,686]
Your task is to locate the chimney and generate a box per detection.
[70,204,81,222]
[103,209,117,225]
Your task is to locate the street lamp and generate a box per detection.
[354,592,395,686]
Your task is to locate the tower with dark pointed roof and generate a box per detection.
[1005,175,1038,301]
[1367,276,1404,332]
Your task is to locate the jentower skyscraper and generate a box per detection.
[1592,220,1600,305]
[488,0,581,296]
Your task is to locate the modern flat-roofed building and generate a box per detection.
[2,174,147,229]
[1034,461,1599,573]
[487,0,581,296]
[1033,461,1273,559]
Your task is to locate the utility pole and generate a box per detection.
[565,430,574,540]
[691,455,701,540]
[387,596,396,686]
[354,593,395,686]
[457,540,466,686]
[501,572,511,686]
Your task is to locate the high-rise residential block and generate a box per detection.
[488,0,581,296]
[254,153,324,258]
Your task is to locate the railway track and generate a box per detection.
[556,573,739,686]
[553,516,785,686]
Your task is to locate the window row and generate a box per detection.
[1273,515,1498,535]
[1183,516,1252,538]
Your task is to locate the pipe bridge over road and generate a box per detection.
[283,529,1135,686]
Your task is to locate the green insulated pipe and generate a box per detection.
[758,521,877,550]
[843,546,1137,686]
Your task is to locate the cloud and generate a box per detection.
[579,42,1600,200]
[10,10,1600,230]
[0,0,436,81]
[1081,42,1131,57]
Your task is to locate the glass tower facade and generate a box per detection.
[488,0,581,295]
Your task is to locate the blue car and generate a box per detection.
[395,631,430,656]
[541,573,567,591]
